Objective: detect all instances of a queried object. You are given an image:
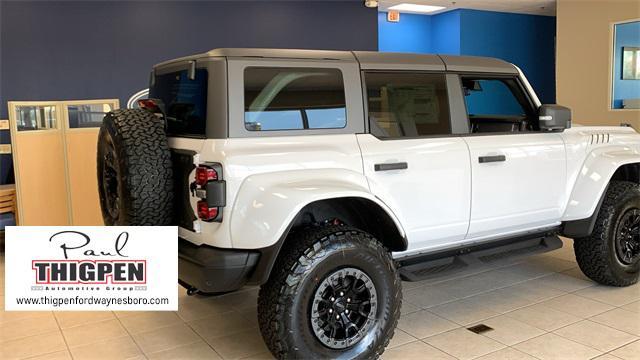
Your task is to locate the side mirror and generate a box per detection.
[538,104,571,131]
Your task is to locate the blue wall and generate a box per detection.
[431,10,461,55]
[612,21,640,109]
[0,1,378,184]
[379,12,431,53]
[378,9,556,103]
[459,9,556,104]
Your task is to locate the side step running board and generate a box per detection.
[398,233,563,282]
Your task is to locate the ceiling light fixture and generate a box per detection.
[388,3,446,13]
[364,0,378,8]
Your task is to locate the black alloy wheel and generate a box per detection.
[615,208,640,265]
[310,267,378,349]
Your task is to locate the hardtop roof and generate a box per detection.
[154,48,518,74]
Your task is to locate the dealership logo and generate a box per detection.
[31,231,146,284]
[5,226,177,311]
[32,260,146,284]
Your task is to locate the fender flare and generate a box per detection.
[229,168,406,250]
[562,147,640,237]
[228,169,407,285]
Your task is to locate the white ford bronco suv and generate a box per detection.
[97,48,640,359]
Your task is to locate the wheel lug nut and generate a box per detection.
[336,315,340,319]
[340,292,344,296]
[345,310,349,314]
[330,297,335,301]
[347,298,351,302]
[329,309,333,313]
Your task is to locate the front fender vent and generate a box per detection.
[590,133,611,145]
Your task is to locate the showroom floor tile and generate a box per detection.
[552,320,638,353]
[1,237,640,359]
[513,333,602,360]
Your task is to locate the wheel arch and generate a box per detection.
[572,180,640,286]
[611,162,640,184]
[248,196,407,285]
[562,160,640,238]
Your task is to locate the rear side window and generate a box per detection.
[365,72,451,138]
[244,67,346,131]
[149,68,208,137]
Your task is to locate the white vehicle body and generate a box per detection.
[97,48,640,359]
[145,49,640,292]
[171,125,640,255]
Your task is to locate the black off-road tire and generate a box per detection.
[97,109,173,225]
[574,181,640,286]
[257,225,401,360]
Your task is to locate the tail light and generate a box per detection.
[197,200,219,221]
[137,99,162,113]
[195,166,218,186]
[194,162,225,222]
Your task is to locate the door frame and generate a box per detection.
[447,72,541,137]
[357,69,473,254]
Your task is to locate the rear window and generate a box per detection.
[149,68,208,137]
[244,67,346,131]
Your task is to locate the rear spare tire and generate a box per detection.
[97,109,173,225]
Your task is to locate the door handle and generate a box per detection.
[374,162,408,172]
[478,155,506,163]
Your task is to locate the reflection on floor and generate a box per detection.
[0,237,639,360]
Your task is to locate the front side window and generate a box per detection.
[461,77,536,133]
[244,67,346,131]
[365,72,451,138]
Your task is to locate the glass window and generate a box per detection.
[365,72,450,138]
[244,67,346,131]
[463,79,525,116]
[461,77,535,133]
[149,68,208,137]
[622,47,640,80]
[67,103,113,128]
[612,21,640,109]
[15,105,57,131]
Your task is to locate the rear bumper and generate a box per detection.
[178,238,260,293]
